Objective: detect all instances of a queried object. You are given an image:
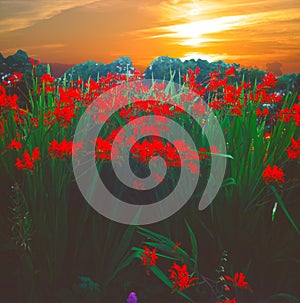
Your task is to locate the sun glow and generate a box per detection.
[151,14,255,47]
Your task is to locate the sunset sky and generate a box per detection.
[0,0,300,74]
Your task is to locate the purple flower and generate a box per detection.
[127,292,138,303]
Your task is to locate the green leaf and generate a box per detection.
[270,186,300,234]
[271,202,278,222]
[267,293,299,303]
[184,220,198,265]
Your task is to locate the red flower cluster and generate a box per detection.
[3,72,23,87]
[262,164,285,184]
[256,72,277,90]
[141,246,158,275]
[286,137,300,160]
[28,58,40,67]
[169,262,199,292]
[40,73,55,85]
[225,66,236,77]
[183,67,206,97]
[48,138,83,159]
[95,137,115,160]
[15,147,40,171]
[256,107,269,117]
[225,272,249,289]
[171,241,181,253]
[208,71,228,92]
[277,103,300,126]
[6,138,22,150]
[0,84,19,114]
[51,105,76,128]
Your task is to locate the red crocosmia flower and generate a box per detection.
[119,107,133,119]
[95,137,111,158]
[257,72,277,89]
[31,147,40,162]
[15,148,40,171]
[28,58,34,66]
[225,272,249,289]
[49,138,82,159]
[58,87,74,105]
[40,73,55,84]
[286,137,300,160]
[94,136,120,161]
[216,298,237,303]
[276,107,293,123]
[224,85,238,104]
[195,66,200,75]
[292,103,300,126]
[141,246,158,275]
[15,151,33,170]
[198,148,209,160]
[225,66,235,77]
[230,106,242,116]
[169,262,199,292]
[210,70,220,80]
[85,78,100,93]
[0,84,19,113]
[12,72,23,81]
[262,164,284,184]
[52,105,76,128]
[256,107,269,117]
[172,242,181,253]
[263,149,269,163]
[7,138,22,150]
[28,58,40,67]
[209,100,223,110]
[224,285,230,292]
[6,72,23,86]
[264,132,271,140]
[44,86,55,93]
[31,117,39,127]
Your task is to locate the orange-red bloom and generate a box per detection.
[262,164,285,184]
[0,84,19,113]
[15,147,40,171]
[40,73,55,84]
[141,246,158,274]
[6,138,22,150]
[169,262,199,292]
[286,138,300,160]
[225,66,235,77]
[225,272,249,289]
[171,242,181,253]
[49,138,83,159]
[257,72,277,89]
[256,107,269,117]
[52,105,76,128]
[28,58,40,66]
[264,132,271,140]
